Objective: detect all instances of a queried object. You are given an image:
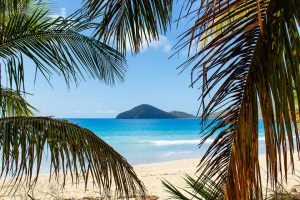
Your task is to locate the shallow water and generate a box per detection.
[66,118,266,165]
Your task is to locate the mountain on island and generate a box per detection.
[116,104,195,119]
[169,111,196,118]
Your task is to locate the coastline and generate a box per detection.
[1,154,300,199]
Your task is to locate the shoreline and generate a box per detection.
[133,157,199,167]
[1,154,300,199]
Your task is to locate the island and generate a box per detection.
[169,111,196,118]
[116,104,196,119]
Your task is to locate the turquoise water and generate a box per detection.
[66,118,266,165]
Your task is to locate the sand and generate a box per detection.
[1,155,300,199]
[134,158,199,199]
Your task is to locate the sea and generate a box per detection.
[66,118,266,165]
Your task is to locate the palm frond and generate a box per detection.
[0,0,126,89]
[265,184,292,200]
[176,0,300,199]
[162,174,223,200]
[0,117,145,198]
[82,0,173,55]
[0,88,36,117]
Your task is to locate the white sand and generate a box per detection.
[134,158,199,199]
[136,154,300,199]
[1,155,300,199]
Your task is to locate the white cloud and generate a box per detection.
[147,35,172,52]
[126,34,172,53]
[163,43,172,52]
[49,7,67,19]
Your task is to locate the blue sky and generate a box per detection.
[23,1,200,118]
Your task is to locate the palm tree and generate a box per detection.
[82,0,300,199]
[0,0,145,198]
[163,174,224,200]
[81,0,173,55]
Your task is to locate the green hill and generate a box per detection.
[116,104,196,119]
[169,111,196,118]
[116,104,177,119]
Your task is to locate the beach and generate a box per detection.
[134,158,199,199]
[0,114,295,199]
[1,0,298,199]
[1,154,300,199]
[136,154,300,199]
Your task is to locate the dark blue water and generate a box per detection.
[66,118,266,165]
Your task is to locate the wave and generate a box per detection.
[138,139,215,146]
[151,140,200,145]
[258,136,297,142]
[138,136,267,146]
[162,150,193,157]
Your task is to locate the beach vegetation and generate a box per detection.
[1,0,300,199]
[82,0,300,199]
[0,0,145,198]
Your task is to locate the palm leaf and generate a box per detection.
[0,88,36,117]
[0,0,126,89]
[0,116,145,198]
[162,174,223,200]
[82,0,173,54]
[176,0,300,199]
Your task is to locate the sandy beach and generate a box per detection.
[1,155,300,199]
[136,154,300,199]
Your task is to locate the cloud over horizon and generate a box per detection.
[49,7,67,19]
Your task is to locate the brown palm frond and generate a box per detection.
[177,0,300,199]
[82,0,173,55]
[0,117,145,198]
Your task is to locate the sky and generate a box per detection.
[21,0,201,118]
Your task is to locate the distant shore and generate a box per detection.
[1,154,300,199]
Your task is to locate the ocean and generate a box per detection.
[66,118,266,165]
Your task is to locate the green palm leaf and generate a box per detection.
[0,88,36,117]
[176,0,300,199]
[82,0,173,54]
[0,2,144,198]
[0,0,126,89]
[163,175,224,200]
[0,117,145,198]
